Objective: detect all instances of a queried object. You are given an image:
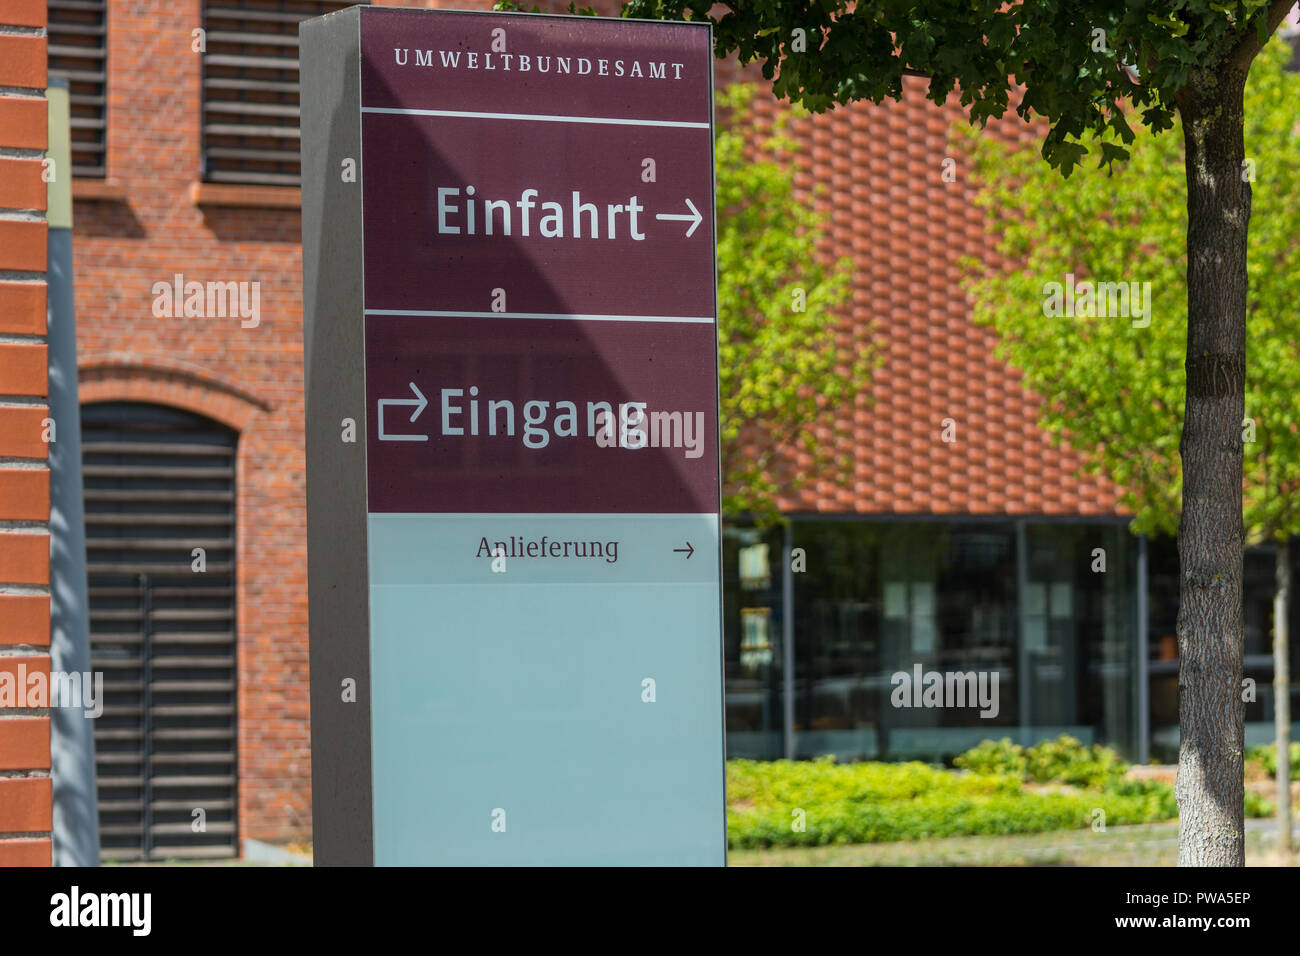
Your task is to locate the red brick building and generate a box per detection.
[44,0,1297,860]
[69,0,326,854]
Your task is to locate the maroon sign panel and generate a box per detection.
[359,9,718,514]
[365,316,718,513]
[360,11,710,124]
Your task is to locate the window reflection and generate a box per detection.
[722,525,783,759]
[723,517,1297,765]
[722,518,1141,763]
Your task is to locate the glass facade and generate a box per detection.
[724,517,1300,764]
[722,517,1141,762]
[722,524,785,758]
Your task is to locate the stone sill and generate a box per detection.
[71,178,127,201]
[190,182,301,209]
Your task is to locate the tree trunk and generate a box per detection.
[1174,69,1250,867]
[1276,539,1293,856]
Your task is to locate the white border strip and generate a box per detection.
[361,106,709,129]
[366,309,714,324]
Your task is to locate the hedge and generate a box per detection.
[726,736,1270,849]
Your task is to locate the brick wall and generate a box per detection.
[0,0,52,868]
[71,0,313,845]
[70,0,455,848]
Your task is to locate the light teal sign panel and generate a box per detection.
[367,514,725,865]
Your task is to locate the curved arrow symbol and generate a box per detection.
[378,382,429,442]
[655,198,702,238]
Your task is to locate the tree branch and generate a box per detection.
[1141,38,1162,78]
[1227,0,1295,73]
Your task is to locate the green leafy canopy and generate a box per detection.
[714,85,869,522]
[961,36,1300,541]
[622,0,1296,176]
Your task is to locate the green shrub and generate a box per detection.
[726,742,1274,849]
[954,734,1128,788]
[1102,777,1178,818]
[726,756,1173,849]
[1023,735,1128,788]
[953,738,1028,778]
[1245,742,1300,781]
[1245,789,1274,819]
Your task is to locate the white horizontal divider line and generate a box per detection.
[361,106,709,129]
[366,309,715,324]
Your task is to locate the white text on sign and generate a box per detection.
[436,188,704,240]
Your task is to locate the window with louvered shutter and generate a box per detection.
[48,0,108,178]
[201,0,353,187]
[83,402,239,861]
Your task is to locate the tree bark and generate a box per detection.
[1276,539,1293,856]
[1174,69,1250,868]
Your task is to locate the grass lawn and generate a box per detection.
[728,820,1297,866]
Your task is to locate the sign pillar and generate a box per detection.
[300,6,724,865]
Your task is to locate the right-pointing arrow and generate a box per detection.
[378,381,430,442]
[405,382,428,422]
[655,198,702,238]
[673,542,695,559]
